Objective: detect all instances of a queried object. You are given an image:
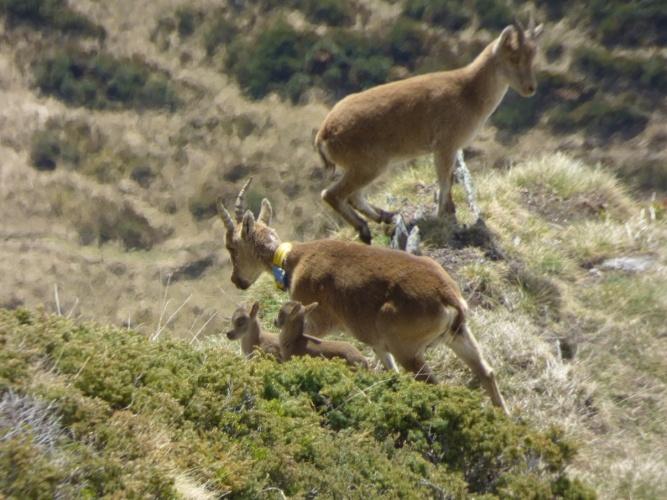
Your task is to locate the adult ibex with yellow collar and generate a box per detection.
[218,179,508,414]
[315,18,543,243]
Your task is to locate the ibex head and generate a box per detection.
[226,302,260,340]
[494,13,544,97]
[217,178,277,290]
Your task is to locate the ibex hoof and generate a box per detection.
[378,209,396,224]
[359,225,372,245]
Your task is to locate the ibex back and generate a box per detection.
[315,19,543,243]
[218,180,508,413]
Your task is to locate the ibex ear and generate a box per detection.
[303,302,319,315]
[249,301,260,318]
[495,26,515,54]
[241,210,255,238]
[302,334,323,345]
[258,198,273,225]
[532,23,544,39]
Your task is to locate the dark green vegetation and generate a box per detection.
[0,0,105,38]
[30,120,157,186]
[403,0,470,30]
[538,0,667,47]
[574,46,667,95]
[34,48,180,111]
[167,1,664,144]
[226,22,405,102]
[0,309,594,498]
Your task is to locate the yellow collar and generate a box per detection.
[272,242,293,268]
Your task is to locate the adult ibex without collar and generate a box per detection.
[276,301,369,368]
[218,180,508,413]
[315,18,543,243]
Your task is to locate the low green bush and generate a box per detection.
[403,0,470,31]
[33,49,180,110]
[589,0,667,47]
[492,71,579,133]
[294,0,354,26]
[175,6,199,38]
[203,12,237,55]
[0,0,105,38]
[256,0,354,26]
[0,309,596,498]
[474,0,513,31]
[226,22,314,100]
[549,94,648,140]
[227,22,401,102]
[574,46,667,94]
[388,17,429,66]
[29,130,60,171]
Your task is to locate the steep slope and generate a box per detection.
[0,308,593,497]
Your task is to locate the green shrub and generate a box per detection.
[388,18,429,66]
[227,22,395,102]
[175,6,199,37]
[591,0,667,47]
[491,71,579,133]
[535,0,570,20]
[403,0,470,30]
[33,48,180,110]
[0,0,105,38]
[296,0,354,26]
[203,13,237,55]
[0,309,596,498]
[549,94,648,140]
[226,22,314,100]
[474,0,513,31]
[30,130,60,171]
[574,46,667,95]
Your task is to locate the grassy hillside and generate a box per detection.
[1,0,665,335]
[244,154,667,498]
[1,308,594,498]
[1,1,666,497]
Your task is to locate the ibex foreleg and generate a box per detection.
[435,149,458,221]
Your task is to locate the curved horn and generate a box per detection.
[234,177,253,222]
[513,17,525,43]
[528,10,535,33]
[217,199,235,233]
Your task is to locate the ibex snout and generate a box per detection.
[231,274,251,290]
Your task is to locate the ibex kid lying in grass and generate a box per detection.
[275,301,369,368]
[218,180,508,414]
[315,18,543,243]
[226,302,281,360]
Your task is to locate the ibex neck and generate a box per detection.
[249,229,281,271]
[463,42,509,117]
[280,323,305,349]
[241,323,261,354]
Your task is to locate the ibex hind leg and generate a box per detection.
[447,324,508,414]
[322,169,387,244]
[350,193,395,224]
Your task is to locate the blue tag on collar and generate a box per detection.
[272,265,288,290]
